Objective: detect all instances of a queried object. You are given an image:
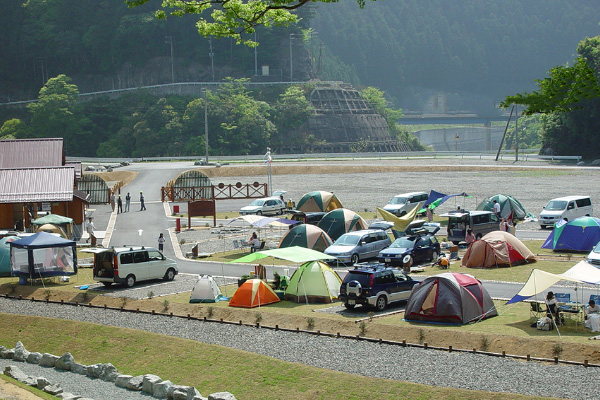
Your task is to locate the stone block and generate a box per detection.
[125,375,144,391]
[43,384,64,396]
[208,392,237,400]
[39,353,59,368]
[55,352,74,371]
[26,352,42,364]
[173,389,190,400]
[142,374,162,394]
[56,393,80,399]
[86,363,102,378]
[115,374,133,388]
[36,376,51,390]
[71,362,88,375]
[4,365,29,382]
[153,379,173,399]
[1,349,15,359]
[13,341,30,362]
[99,362,119,382]
[192,396,208,400]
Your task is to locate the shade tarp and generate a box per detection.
[278,224,333,252]
[317,208,367,241]
[285,260,342,303]
[476,194,528,220]
[377,206,419,233]
[561,260,600,284]
[541,217,600,251]
[229,246,335,264]
[229,278,280,308]
[506,268,583,304]
[296,191,343,212]
[420,192,468,212]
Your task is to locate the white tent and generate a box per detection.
[189,275,224,303]
[507,261,600,304]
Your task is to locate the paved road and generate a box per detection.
[88,160,592,303]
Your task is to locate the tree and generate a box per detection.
[0,119,31,140]
[126,0,375,46]
[272,85,312,147]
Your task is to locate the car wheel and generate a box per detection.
[431,251,439,262]
[475,233,483,240]
[344,303,356,310]
[102,282,112,287]
[351,254,359,264]
[540,225,547,230]
[125,275,136,288]
[164,268,176,281]
[375,295,387,311]
[256,211,262,216]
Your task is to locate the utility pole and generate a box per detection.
[208,37,215,81]
[515,105,519,161]
[254,31,258,76]
[204,89,209,164]
[165,36,174,83]
[289,33,298,82]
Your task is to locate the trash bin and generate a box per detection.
[173,205,180,214]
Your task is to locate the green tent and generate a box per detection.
[32,214,73,225]
[476,194,528,220]
[317,208,367,241]
[285,260,343,303]
[278,224,333,252]
[0,236,19,277]
[296,191,343,212]
[229,246,335,264]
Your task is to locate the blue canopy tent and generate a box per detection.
[541,217,600,251]
[9,232,77,283]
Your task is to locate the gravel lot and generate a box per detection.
[0,296,598,400]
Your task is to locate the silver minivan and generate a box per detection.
[83,246,178,287]
[383,191,428,216]
[440,210,499,244]
[324,229,392,265]
[539,196,593,229]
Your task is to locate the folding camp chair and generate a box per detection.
[555,293,570,304]
[530,302,545,320]
[232,240,240,249]
[590,295,600,305]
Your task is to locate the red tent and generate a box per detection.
[462,231,536,268]
[229,279,281,308]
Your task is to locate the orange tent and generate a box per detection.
[229,279,281,308]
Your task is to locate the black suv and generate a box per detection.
[339,264,417,311]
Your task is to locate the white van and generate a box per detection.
[83,246,178,287]
[383,192,428,216]
[539,196,593,229]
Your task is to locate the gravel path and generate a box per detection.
[0,297,598,400]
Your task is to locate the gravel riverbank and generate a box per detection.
[0,297,598,400]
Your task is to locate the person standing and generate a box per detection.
[110,192,116,212]
[125,192,131,212]
[117,195,123,214]
[158,233,165,251]
[140,191,146,211]
[493,200,501,219]
[86,217,97,247]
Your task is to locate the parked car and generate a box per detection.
[289,210,326,225]
[339,264,417,310]
[382,191,428,216]
[324,229,392,265]
[587,241,600,267]
[378,227,441,266]
[539,195,593,229]
[439,210,499,244]
[239,197,286,216]
[83,246,178,288]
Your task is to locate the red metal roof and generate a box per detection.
[0,167,74,203]
[0,138,64,168]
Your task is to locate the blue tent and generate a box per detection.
[9,232,77,280]
[0,236,19,277]
[541,217,600,251]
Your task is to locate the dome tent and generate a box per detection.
[404,272,497,324]
[541,217,600,252]
[317,208,367,241]
[278,224,333,252]
[296,191,343,213]
[284,260,342,303]
[229,279,280,308]
[461,231,536,268]
[476,194,528,220]
[190,275,225,303]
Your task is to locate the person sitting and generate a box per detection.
[586,300,600,318]
[249,232,260,253]
[545,291,561,326]
[465,229,476,245]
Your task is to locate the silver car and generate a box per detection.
[324,229,392,265]
[239,197,286,216]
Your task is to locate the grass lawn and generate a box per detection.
[0,314,554,400]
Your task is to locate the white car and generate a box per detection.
[383,191,428,216]
[587,242,600,267]
[239,197,286,216]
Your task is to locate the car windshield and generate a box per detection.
[249,199,265,206]
[389,196,407,205]
[389,237,417,249]
[593,241,600,253]
[546,200,567,211]
[334,235,360,246]
[343,272,371,286]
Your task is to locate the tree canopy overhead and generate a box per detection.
[126,0,375,46]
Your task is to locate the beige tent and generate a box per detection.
[35,223,68,238]
[462,231,536,268]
